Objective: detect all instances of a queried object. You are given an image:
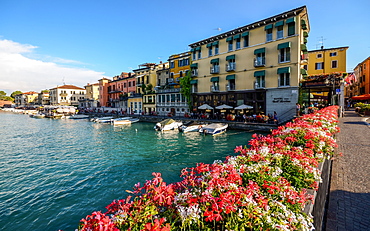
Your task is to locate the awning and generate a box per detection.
[242,31,249,37]
[226,54,235,60]
[190,63,198,68]
[301,19,307,29]
[301,44,308,51]
[195,47,201,51]
[226,37,233,42]
[254,47,265,55]
[233,34,240,39]
[286,17,296,24]
[212,41,219,46]
[275,21,284,27]
[303,31,309,37]
[226,74,235,80]
[254,70,265,77]
[277,67,290,74]
[265,24,273,30]
[277,42,291,50]
[210,58,219,64]
[206,43,212,48]
[351,94,370,100]
[216,104,233,109]
[190,80,198,84]
[210,77,219,82]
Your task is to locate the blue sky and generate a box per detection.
[1,0,369,94]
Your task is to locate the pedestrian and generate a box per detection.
[273,111,278,124]
[296,103,301,116]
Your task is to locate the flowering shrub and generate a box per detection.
[78,106,340,231]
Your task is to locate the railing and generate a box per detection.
[254,58,265,67]
[191,69,198,77]
[210,66,220,74]
[156,102,187,107]
[226,84,236,91]
[156,88,181,93]
[226,63,236,72]
[254,81,265,89]
[210,86,220,92]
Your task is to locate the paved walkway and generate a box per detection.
[325,109,370,231]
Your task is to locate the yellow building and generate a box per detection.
[189,6,309,121]
[306,46,348,75]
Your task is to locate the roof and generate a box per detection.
[50,84,85,90]
[23,91,39,95]
[189,5,307,48]
[308,46,349,53]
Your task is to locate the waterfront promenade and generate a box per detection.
[325,109,370,231]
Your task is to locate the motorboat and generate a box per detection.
[111,117,140,126]
[154,118,183,131]
[199,123,228,136]
[30,113,45,119]
[69,114,90,119]
[179,121,207,133]
[92,116,114,123]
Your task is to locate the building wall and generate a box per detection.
[307,47,348,75]
[354,57,370,95]
[98,78,111,107]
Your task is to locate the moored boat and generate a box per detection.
[111,117,140,126]
[199,123,228,136]
[69,114,90,119]
[91,116,114,123]
[179,121,207,133]
[154,118,182,131]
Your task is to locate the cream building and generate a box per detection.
[189,6,309,121]
[49,85,86,106]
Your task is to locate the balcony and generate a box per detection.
[226,84,236,91]
[156,88,181,94]
[210,86,220,92]
[254,81,265,89]
[226,63,236,72]
[254,58,265,67]
[210,66,220,74]
[191,69,198,77]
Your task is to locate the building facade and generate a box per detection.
[49,85,86,106]
[189,6,309,121]
[98,78,111,107]
[14,91,39,107]
[80,83,100,108]
[353,57,370,96]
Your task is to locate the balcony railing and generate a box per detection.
[210,66,220,74]
[156,88,181,93]
[254,58,265,67]
[226,84,236,91]
[156,102,188,107]
[210,86,220,92]
[191,69,198,77]
[226,63,236,72]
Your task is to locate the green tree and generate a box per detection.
[180,70,192,110]
[0,91,6,96]
[0,91,14,102]
[11,91,22,98]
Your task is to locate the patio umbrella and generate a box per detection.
[234,104,253,110]
[215,104,233,110]
[352,94,370,101]
[198,104,214,110]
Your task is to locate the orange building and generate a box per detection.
[354,56,370,96]
[98,78,111,107]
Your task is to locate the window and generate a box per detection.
[179,71,183,77]
[330,52,337,57]
[228,40,233,51]
[192,51,196,60]
[317,54,322,58]
[210,59,219,74]
[235,38,241,49]
[214,44,219,55]
[279,47,290,63]
[287,22,295,36]
[279,73,290,87]
[243,35,249,47]
[265,25,273,42]
[170,61,175,68]
[255,76,265,88]
[332,60,338,68]
[276,25,283,39]
[208,46,213,57]
[197,50,202,59]
[212,81,219,91]
[226,59,236,71]
[254,48,266,67]
[315,62,324,70]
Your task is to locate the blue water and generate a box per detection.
[0,112,257,231]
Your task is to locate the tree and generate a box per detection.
[180,70,193,110]
[11,91,22,98]
[0,91,6,96]
[0,91,14,102]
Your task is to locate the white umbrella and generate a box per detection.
[234,104,253,110]
[198,104,214,110]
[215,104,233,110]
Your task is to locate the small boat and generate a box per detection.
[30,113,45,119]
[154,118,183,131]
[92,116,114,123]
[111,117,140,126]
[69,114,90,119]
[199,123,228,136]
[179,121,207,133]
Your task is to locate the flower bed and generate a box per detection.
[78,106,340,231]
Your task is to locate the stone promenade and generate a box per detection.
[325,109,370,231]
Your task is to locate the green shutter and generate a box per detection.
[210,77,219,82]
[190,63,198,68]
[206,43,212,48]
[242,31,249,37]
[303,31,309,37]
[254,48,266,54]
[210,58,219,64]
[226,55,235,60]
[286,17,296,24]
[226,74,235,80]
[277,67,290,74]
[254,70,265,77]
[265,24,273,30]
[190,80,198,84]
[275,21,284,27]
[212,41,219,46]
[195,47,201,51]
[233,34,240,39]
[288,23,295,36]
[277,42,291,50]
[190,48,195,52]
[226,37,233,42]
[301,44,307,51]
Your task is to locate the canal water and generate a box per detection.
[0,112,258,231]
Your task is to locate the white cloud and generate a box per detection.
[0,39,106,94]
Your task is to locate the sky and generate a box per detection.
[1,0,369,95]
